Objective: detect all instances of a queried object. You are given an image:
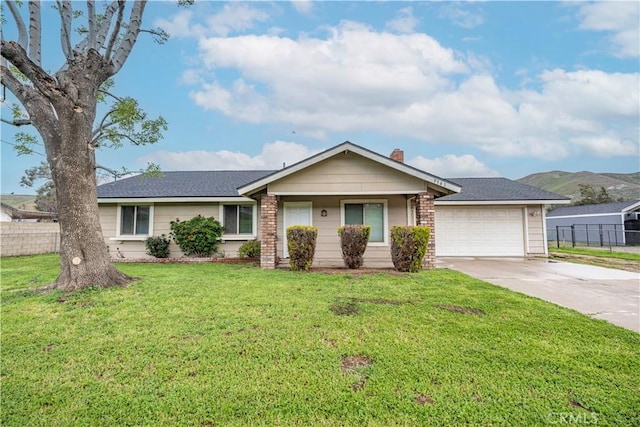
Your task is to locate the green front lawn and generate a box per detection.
[1,255,638,426]
[549,246,640,262]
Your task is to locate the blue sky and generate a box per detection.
[1,1,639,195]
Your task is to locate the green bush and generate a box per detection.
[170,215,223,257]
[287,226,318,271]
[145,234,171,258]
[238,240,261,258]
[338,225,370,269]
[390,226,431,273]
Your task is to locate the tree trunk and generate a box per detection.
[48,155,132,291]
[40,62,131,292]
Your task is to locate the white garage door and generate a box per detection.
[435,207,525,256]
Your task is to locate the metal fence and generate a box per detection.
[549,224,640,248]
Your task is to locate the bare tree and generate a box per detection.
[1,1,179,291]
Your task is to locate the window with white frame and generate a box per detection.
[341,200,387,244]
[222,204,255,236]
[119,205,151,236]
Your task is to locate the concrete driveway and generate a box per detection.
[438,258,640,333]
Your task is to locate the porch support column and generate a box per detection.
[416,192,435,269]
[260,194,278,269]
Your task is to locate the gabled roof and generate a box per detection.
[547,200,640,217]
[237,141,462,196]
[95,146,569,205]
[97,171,273,199]
[436,178,571,204]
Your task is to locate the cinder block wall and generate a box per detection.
[0,222,60,257]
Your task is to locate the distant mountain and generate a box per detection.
[517,171,640,203]
[0,194,37,211]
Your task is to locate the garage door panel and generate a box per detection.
[435,207,525,257]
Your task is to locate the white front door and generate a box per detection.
[283,202,313,258]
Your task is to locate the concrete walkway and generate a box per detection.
[438,258,640,333]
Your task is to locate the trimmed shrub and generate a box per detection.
[238,240,261,258]
[390,226,431,273]
[145,234,171,258]
[170,215,223,257]
[287,226,318,271]
[338,225,371,269]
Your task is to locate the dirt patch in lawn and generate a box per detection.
[350,297,410,305]
[549,252,640,273]
[341,355,372,371]
[415,393,434,405]
[341,355,372,392]
[436,304,486,315]
[331,297,412,315]
[330,301,359,315]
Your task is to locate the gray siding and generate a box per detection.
[99,202,259,259]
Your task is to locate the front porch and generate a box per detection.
[259,192,436,270]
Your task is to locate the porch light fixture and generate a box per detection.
[321,209,328,217]
[530,210,540,217]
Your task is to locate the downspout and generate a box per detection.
[542,206,549,256]
[524,206,530,256]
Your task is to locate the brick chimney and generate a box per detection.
[390,148,404,163]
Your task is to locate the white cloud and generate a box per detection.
[154,3,269,38]
[139,141,318,171]
[291,0,313,15]
[438,3,485,29]
[571,137,639,158]
[155,10,202,38]
[576,1,640,58]
[409,154,500,178]
[206,3,269,37]
[385,7,418,34]
[178,18,637,161]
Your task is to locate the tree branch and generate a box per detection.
[103,132,140,146]
[28,1,42,66]
[1,41,59,100]
[56,1,74,62]
[110,0,147,74]
[95,163,123,178]
[6,1,28,52]
[91,109,118,139]
[93,0,119,51]
[87,0,96,49]
[104,1,125,62]
[97,88,124,102]
[1,117,32,126]
[0,16,7,70]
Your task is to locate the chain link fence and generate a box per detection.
[549,224,640,249]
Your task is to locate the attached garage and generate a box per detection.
[435,206,525,257]
[434,177,570,258]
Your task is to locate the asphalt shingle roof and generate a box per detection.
[97,172,569,202]
[97,170,275,198]
[438,178,569,202]
[547,200,640,217]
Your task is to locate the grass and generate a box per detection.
[2,255,639,426]
[549,246,640,262]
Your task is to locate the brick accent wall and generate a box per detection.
[0,222,60,257]
[260,194,278,269]
[415,192,435,269]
